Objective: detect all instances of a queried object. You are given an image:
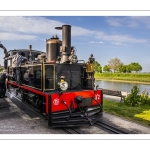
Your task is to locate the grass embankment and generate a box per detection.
[103,99,150,127]
[95,73,150,84]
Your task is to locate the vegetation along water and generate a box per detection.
[94,57,150,83]
[95,72,150,83]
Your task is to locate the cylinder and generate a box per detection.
[46,37,62,62]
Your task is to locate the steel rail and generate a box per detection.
[95,121,129,134]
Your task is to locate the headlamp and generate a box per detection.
[58,75,68,91]
[59,81,68,91]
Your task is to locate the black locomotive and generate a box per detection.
[2,25,103,128]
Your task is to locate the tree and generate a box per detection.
[108,58,123,73]
[103,65,110,72]
[126,65,132,73]
[130,62,142,72]
[94,61,102,73]
[118,64,127,73]
[128,62,142,72]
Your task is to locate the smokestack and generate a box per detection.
[62,25,71,55]
[55,25,71,63]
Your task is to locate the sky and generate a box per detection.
[0,16,150,72]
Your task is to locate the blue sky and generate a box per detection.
[0,16,150,72]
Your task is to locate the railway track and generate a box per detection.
[95,121,129,134]
[61,127,86,134]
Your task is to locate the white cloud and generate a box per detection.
[0,16,94,38]
[106,17,139,28]
[0,32,38,40]
[0,16,148,44]
[106,16,150,29]
[111,42,127,46]
[112,42,122,45]
[0,16,63,35]
[130,16,150,29]
[95,32,147,44]
[72,26,94,36]
[90,41,104,44]
[105,17,123,27]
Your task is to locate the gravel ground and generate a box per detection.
[0,94,150,135]
[0,97,63,134]
[103,113,150,134]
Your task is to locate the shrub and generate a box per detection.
[123,86,150,106]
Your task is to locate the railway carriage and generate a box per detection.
[5,25,103,127]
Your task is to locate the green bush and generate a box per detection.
[95,72,150,82]
[123,86,150,106]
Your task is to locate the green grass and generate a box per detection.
[103,99,150,127]
[95,73,150,83]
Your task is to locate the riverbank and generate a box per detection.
[95,78,150,85]
[95,72,150,85]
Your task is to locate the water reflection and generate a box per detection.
[95,80,150,94]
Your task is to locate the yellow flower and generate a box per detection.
[134,110,150,121]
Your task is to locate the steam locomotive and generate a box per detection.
[4,25,103,128]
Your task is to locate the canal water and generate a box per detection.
[95,80,150,94]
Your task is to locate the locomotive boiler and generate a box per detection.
[5,25,103,128]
